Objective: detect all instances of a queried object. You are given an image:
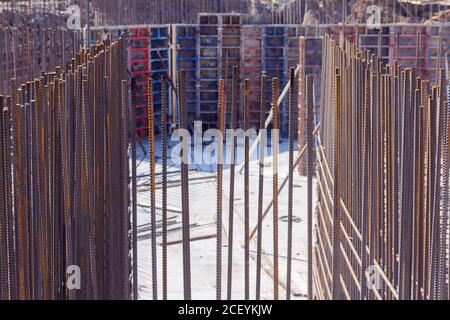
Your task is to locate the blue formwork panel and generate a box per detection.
[263,25,287,121]
[263,25,287,83]
[198,15,220,126]
[150,26,170,127]
[176,25,198,118]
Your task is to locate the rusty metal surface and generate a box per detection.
[313,33,450,300]
[0,35,132,300]
[226,66,239,301]
[243,78,250,300]
[0,28,82,96]
[286,67,296,300]
[161,75,169,300]
[272,77,280,300]
[148,77,158,300]
[216,79,225,300]
[178,69,192,300]
[255,74,267,300]
[306,74,314,300]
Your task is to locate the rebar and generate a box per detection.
[178,69,192,300]
[272,77,279,300]
[130,76,139,300]
[216,79,225,300]
[286,67,295,300]
[243,78,250,301]
[313,33,450,301]
[148,77,158,300]
[0,36,131,300]
[306,74,314,300]
[161,75,168,300]
[226,66,239,301]
[255,74,266,300]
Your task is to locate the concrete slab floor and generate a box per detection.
[135,136,316,300]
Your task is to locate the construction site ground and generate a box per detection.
[135,137,314,300]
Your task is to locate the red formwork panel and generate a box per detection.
[129,28,150,138]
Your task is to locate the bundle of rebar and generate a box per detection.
[0,27,82,96]
[91,0,251,25]
[0,35,132,300]
[147,66,304,300]
[313,33,450,300]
